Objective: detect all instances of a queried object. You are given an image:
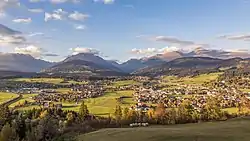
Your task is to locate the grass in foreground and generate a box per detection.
[78,117,250,141]
[0,92,19,104]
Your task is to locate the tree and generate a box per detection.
[0,123,19,141]
[0,106,10,128]
[79,101,89,120]
[66,112,75,126]
[39,110,48,119]
[25,128,39,141]
[122,107,129,120]
[36,115,59,141]
[154,103,166,124]
[114,105,122,122]
[127,109,138,123]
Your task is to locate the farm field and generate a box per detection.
[13,78,87,85]
[162,73,222,86]
[9,94,38,108]
[112,80,140,87]
[0,92,19,104]
[77,117,250,141]
[14,78,64,84]
[14,90,135,116]
[61,90,135,116]
[241,89,250,93]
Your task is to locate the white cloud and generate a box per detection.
[44,12,63,21]
[13,18,32,24]
[28,8,44,13]
[29,0,44,2]
[94,0,115,4]
[0,35,26,46]
[49,0,81,4]
[130,46,182,56]
[50,0,68,3]
[68,11,89,21]
[70,47,99,55]
[130,48,158,55]
[14,45,58,58]
[0,11,5,18]
[74,24,85,30]
[0,0,20,11]
[44,9,68,22]
[153,36,195,45]
[28,32,44,37]
[218,34,250,41]
[158,46,181,53]
[15,45,43,58]
[54,8,68,15]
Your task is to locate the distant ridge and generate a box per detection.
[133,57,248,77]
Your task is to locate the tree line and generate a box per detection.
[0,98,250,141]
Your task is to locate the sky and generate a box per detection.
[0,0,250,62]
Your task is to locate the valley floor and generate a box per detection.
[77,117,250,141]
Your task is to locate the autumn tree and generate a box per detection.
[36,115,59,141]
[122,107,129,120]
[0,106,10,128]
[0,123,19,141]
[154,103,166,124]
[79,101,89,120]
[114,105,123,122]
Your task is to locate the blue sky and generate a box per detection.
[0,0,250,62]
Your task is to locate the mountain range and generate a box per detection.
[0,47,250,76]
[0,53,53,72]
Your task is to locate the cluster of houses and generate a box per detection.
[131,85,249,112]
[33,84,105,107]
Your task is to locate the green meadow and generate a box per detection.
[0,92,19,104]
[78,117,250,141]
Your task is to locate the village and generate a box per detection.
[0,74,250,114]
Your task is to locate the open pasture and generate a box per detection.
[112,80,140,87]
[61,90,135,116]
[14,78,64,84]
[9,93,38,108]
[78,117,250,141]
[0,92,19,104]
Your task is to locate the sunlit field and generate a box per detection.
[13,78,88,85]
[15,90,135,116]
[162,73,222,86]
[9,93,38,108]
[0,92,19,104]
[78,117,250,141]
[112,80,140,87]
[14,78,64,84]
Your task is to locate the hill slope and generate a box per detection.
[133,57,244,76]
[0,53,53,72]
[77,118,250,141]
[43,60,127,76]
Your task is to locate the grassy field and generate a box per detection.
[241,89,250,93]
[13,78,87,85]
[9,94,38,108]
[162,73,222,88]
[14,78,64,84]
[0,92,19,104]
[61,90,135,116]
[77,117,250,141]
[112,80,140,87]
